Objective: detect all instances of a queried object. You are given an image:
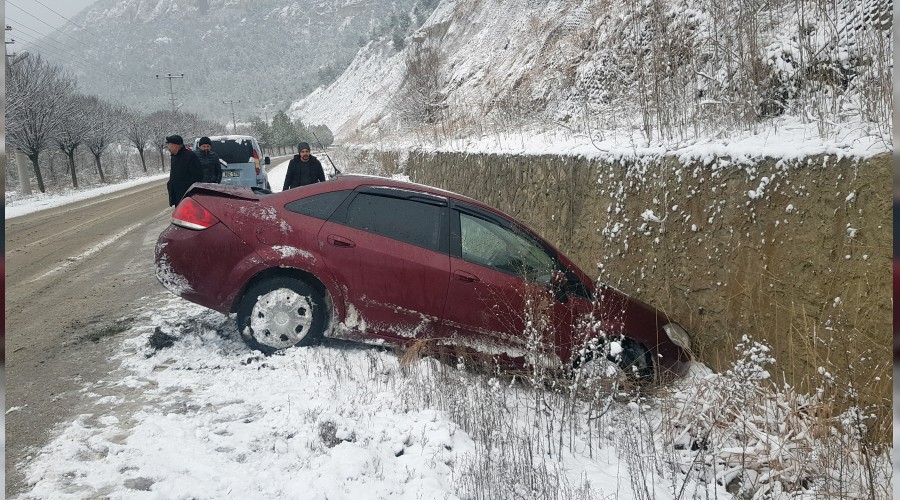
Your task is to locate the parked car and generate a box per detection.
[193,135,270,189]
[155,175,692,380]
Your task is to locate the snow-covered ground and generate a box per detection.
[5,174,168,220]
[15,295,718,499]
[8,160,667,498]
[7,156,891,499]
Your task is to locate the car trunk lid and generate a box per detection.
[186,182,266,201]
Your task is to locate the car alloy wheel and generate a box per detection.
[238,277,326,354]
[575,337,654,383]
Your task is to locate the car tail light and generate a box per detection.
[253,151,261,175]
[172,197,219,230]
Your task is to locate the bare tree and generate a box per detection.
[147,110,173,171]
[397,41,448,129]
[123,111,153,173]
[56,94,94,188]
[147,110,224,170]
[5,54,76,192]
[84,98,125,183]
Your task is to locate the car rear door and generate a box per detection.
[317,187,451,340]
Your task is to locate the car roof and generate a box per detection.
[320,174,588,282]
[323,174,489,209]
[198,135,259,143]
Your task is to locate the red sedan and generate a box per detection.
[155,175,692,380]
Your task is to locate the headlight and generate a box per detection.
[662,322,691,351]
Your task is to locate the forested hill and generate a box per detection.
[36,0,433,122]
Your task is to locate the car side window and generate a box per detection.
[345,193,445,251]
[285,190,351,220]
[459,213,555,282]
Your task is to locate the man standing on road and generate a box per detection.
[282,142,325,190]
[165,134,203,207]
[196,136,223,183]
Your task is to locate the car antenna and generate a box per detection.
[312,131,341,177]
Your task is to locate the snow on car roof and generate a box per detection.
[205,135,257,142]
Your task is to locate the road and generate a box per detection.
[5,179,171,498]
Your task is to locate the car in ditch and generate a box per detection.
[154,175,692,381]
[192,135,271,189]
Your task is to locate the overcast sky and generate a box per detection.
[6,0,97,46]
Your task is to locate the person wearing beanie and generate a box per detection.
[282,141,325,190]
[165,134,203,207]
[195,136,223,183]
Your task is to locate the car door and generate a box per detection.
[317,187,451,340]
[441,204,568,367]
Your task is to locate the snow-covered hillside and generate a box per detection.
[291,0,892,157]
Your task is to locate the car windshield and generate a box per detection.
[211,139,255,164]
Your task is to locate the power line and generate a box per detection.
[7,0,96,50]
[6,25,96,68]
[6,16,88,48]
[6,22,166,115]
[31,0,105,42]
[6,30,91,67]
[6,2,200,121]
[6,18,92,56]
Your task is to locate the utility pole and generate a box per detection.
[155,73,185,114]
[5,25,18,71]
[223,100,241,132]
[6,30,28,72]
[262,103,274,124]
[6,25,32,195]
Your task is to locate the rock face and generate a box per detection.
[359,148,891,407]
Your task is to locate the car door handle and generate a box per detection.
[453,270,480,283]
[327,234,355,248]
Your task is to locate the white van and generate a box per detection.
[194,135,271,190]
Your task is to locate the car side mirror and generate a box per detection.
[264,156,271,165]
[550,269,567,288]
[549,269,568,303]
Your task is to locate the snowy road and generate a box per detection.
[5,179,172,497]
[4,158,294,498]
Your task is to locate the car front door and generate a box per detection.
[318,187,450,340]
[440,205,569,368]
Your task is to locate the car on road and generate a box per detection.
[193,135,271,189]
[155,175,692,380]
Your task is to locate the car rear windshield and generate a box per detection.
[211,139,255,164]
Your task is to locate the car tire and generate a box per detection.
[237,277,327,354]
[574,337,654,383]
[616,338,654,381]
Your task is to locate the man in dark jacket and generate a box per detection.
[282,142,326,190]
[165,134,204,207]
[196,136,223,183]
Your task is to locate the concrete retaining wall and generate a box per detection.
[348,148,891,400]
